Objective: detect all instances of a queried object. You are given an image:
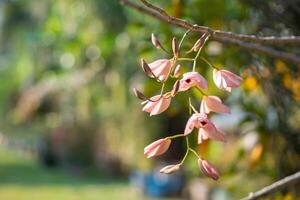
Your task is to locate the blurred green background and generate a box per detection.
[0,0,299,199]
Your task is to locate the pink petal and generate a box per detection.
[198,128,209,144]
[184,114,197,135]
[200,99,208,114]
[179,72,208,91]
[213,69,228,91]
[144,139,171,158]
[160,164,180,174]
[150,97,171,116]
[221,70,242,88]
[213,69,223,88]
[202,96,230,114]
[148,59,172,79]
[195,75,208,90]
[142,95,160,113]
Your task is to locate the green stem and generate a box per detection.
[166,134,185,140]
[188,97,192,115]
[189,148,201,159]
[160,46,170,55]
[177,58,194,61]
[160,83,165,95]
[192,47,202,71]
[179,137,190,165]
[196,87,208,96]
[178,30,191,50]
[199,56,220,70]
[190,104,198,113]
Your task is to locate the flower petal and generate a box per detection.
[202,96,230,114]
[150,97,171,116]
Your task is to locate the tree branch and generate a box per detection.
[120,0,300,65]
[139,0,300,46]
[241,171,300,200]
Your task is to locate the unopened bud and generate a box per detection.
[151,33,163,49]
[173,64,181,78]
[140,59,155,78]
[144,138,171,158]
[172,37,179,57]
[133,88,148,101]
[160,164,180,174]
[198,159,219,180]
[171,80,180,96]
[193,33,209,52]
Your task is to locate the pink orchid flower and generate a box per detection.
[160,164,180,174]
[213,69,242,92]
[200,96,230,114]
[144,138,171,158]
[198,159,220,180]
[142,95,171,116]
[179,72,208,92]
[148,59,172,81]
[184,113,226,144]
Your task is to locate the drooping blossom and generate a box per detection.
[142,95,171,116]
[184,113,226,144]
[148,59,173,81]
[213,69,242,92]
[198,159,220,180]
[200,96,230,114]
[144,138,171,158]
[160,164,180,174]
[179,72,208,92]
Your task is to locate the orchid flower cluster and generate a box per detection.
[133,31,242,180]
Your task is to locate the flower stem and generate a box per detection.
[196,87,208,96]
[166,134,185,140]
[188,97,192,115]
[160,83,166,96]
[179,137,190,165]
[189,148,201,159]
[189,101,198,113]
[199,56,220,70]
[177,57,194,61]
[192,34,211,71]
[178,29,191,50]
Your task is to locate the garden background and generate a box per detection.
[0,0,299,199]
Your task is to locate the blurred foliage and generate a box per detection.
[0,0,299,199]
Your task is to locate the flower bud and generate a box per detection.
[151,33,163,49]
[173,64,181,78]
[144,138,171,158]
[133,88,148,101]
[140,59,155,78]
[193,33,209,52]
[172,37,179,57]
[198,159,219,180]
[171,80,180,97]
[160,164,180,174]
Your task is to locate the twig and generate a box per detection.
[120,0,300,65]
[217,37,300,65]
[241,171,300,200]
[139,0,300,46]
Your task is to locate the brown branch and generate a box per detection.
[139,0,300,46]
[241,171,300,200]
[217,37,300,65]
[120,0,300,65]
